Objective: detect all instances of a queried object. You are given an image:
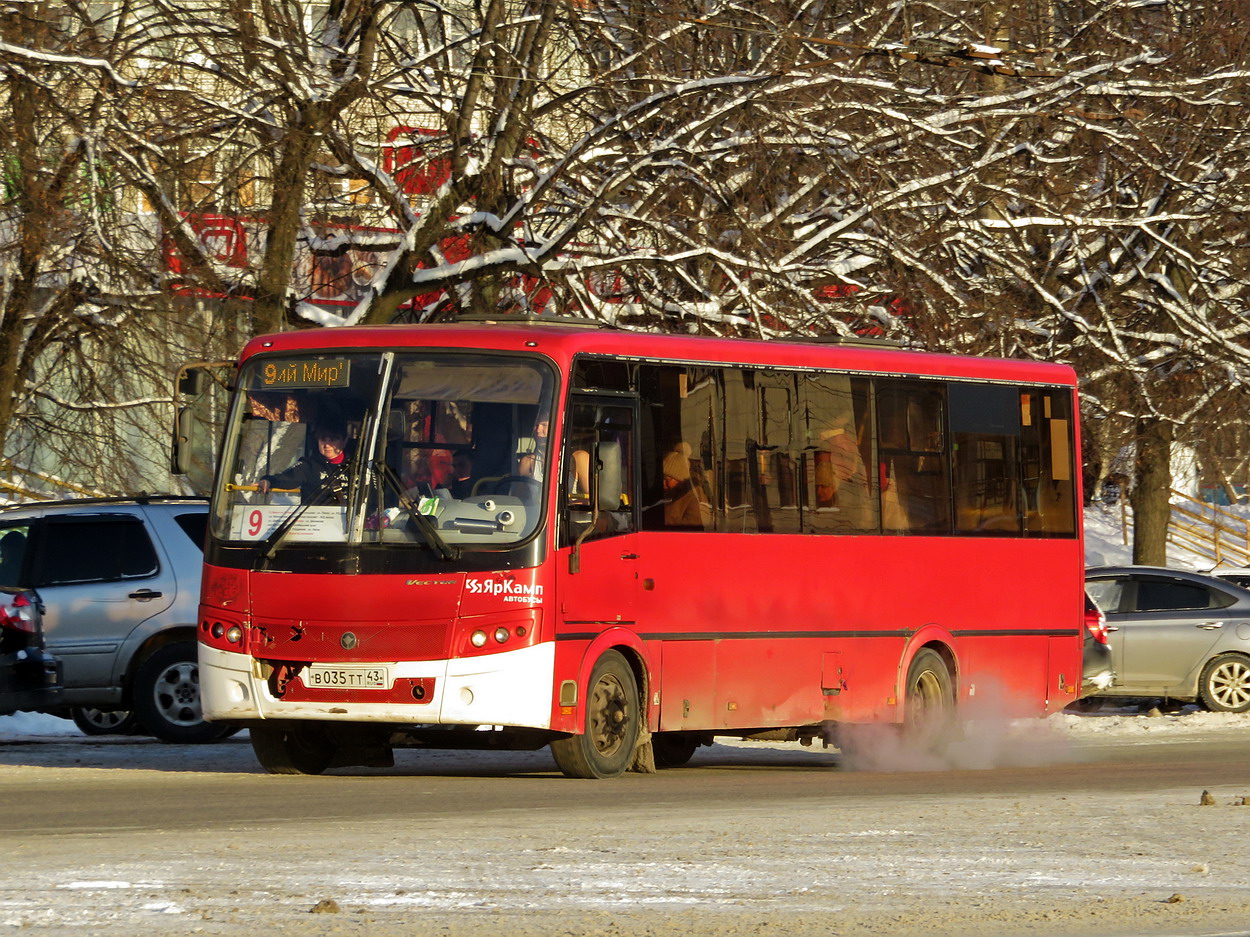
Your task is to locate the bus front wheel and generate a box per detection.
[550,650,640,779]
[250,723,336,775]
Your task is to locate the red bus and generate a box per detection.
[194,320,1084,777]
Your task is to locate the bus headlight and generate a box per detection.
[493,627,510,644]
[470,630,488,648]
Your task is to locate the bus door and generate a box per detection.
[556,396,641,634]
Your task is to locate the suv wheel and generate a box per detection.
[133,641,236,743]
[70,707,145,736]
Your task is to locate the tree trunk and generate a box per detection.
[1130,417,1174,566]
[252,125,320,336]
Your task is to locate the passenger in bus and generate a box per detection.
[257,421,355,502]
[449,450,475,499]
[402,448,455,498]
[568,447,592,505]
[427,449,455,491]
[518,410,549,480]
[662,443,708,528]
[567,441,629,539]
[815,417,873,529]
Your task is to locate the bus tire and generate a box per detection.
[903,647,956,749]
[550,650,639,779]
[250,724,336,775]
[651,732,700,768]
[1198,653,1250,713]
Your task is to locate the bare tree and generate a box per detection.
[5,0,1250,538]
[0,2,233,495]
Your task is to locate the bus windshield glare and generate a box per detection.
[211,351,556,551]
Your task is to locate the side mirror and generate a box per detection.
[171,361,234,493]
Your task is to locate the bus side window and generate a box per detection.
[562,402,637,545]
[1021,390,1076,535]
[878,382,950,534]
[950,383,1022,535]
[801,373,876,534]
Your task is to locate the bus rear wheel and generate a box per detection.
[903,648,955,749]
[250,724,336,775]
[550,650,639,779]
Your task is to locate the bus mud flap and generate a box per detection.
[630,726,656,773]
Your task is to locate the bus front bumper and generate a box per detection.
[199,641,556,730]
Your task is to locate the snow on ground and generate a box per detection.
[5,706,1250,937]
[1084,500,1218,571]
[0,711,80,737]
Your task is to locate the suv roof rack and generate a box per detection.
[0,493,207,511]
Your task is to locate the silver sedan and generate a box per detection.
[1084,565,1250,712]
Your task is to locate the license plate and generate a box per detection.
[302,665,390,689]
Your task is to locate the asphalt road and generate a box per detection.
[2,728,1249,835]
[3,727,1250,937]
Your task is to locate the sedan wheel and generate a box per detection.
[1198,654,1250,713]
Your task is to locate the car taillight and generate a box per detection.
[0,592,36,634]
[1084,600,1109,645]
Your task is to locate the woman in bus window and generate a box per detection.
[662,443,708,528]
[258,420,355,502]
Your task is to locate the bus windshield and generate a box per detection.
[211,351,556,552]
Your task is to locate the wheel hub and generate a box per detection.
[1210,660,1250,710]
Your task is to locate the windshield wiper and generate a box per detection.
[258,482,336,566]
[373,459,459,560]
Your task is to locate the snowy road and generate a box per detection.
[3,709,1250,937]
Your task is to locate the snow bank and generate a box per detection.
[0,711,78,736]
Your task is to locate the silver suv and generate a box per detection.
[0,495,230,743]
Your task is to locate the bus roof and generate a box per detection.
[240,321,1077,386]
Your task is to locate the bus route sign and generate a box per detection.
[259,358,351,389]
